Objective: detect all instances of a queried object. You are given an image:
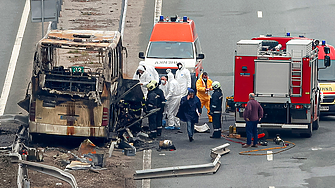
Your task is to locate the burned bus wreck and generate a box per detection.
[19,30,144,140]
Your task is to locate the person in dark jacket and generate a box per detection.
[177,89,202,142]
[146,82,159,139]
[210,81,223,138]
[242,93,264,148]
[149,80,166,136]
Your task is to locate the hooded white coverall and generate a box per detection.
[159,79,169,116]
[133,65,152,98]
[166,72,182,128]
[159,81,169,98]
[137,61,160,82]
[175,62,191,96]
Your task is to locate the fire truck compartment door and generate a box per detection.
[255,60,291,103]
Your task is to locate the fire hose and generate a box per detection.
[221,132,296,156]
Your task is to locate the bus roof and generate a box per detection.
[39,30,121,50]
[149,20,198,42]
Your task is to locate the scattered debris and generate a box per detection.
[194,123,210,133]
[124,147,136,156]
[118,140,137,156]
[210,143,230,160]
[108,141,117,158]
[136,131,149,138]
[84,153,104,167]
[273,134,285,145]
[291,157,307,160]
[66,161,91,170]
[228,133,241,138]
[158,140,176,151]
[24,147,44,162]
[78,139,97,156]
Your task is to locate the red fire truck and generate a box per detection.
[234,34,330,137]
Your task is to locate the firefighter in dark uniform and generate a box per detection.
[210,81,223,138]
[149,80,166,136]
[146,82,159,138]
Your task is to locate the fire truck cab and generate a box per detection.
[139,16,205,89]
[234,35,324,137]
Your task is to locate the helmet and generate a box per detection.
[147,82,156,91]
[212,81,221,90]
[150,80,158,87]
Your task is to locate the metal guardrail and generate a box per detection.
[134,155,221,179]
[12,160,78,188]
[134,143,230,179]
[0,114,78,188]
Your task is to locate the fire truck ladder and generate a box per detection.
[290,58,303,97]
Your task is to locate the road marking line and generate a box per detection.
[142,149,152,188]
[267,151,273,161]
[257,11,263,18]
[0,0,30,115]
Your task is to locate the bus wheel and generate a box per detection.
[312,118,319,130]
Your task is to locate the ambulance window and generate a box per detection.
[318,59,335,81]
[147,42,194,59]
[194,38,202,56]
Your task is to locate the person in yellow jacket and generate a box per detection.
[196,72,213,122]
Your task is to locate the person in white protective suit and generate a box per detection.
[175,62,191,96]
[133,65,152,98]
[164,72,182,130]
[159,76,169,97]
[159,76,169,122]
[135,61,160,82]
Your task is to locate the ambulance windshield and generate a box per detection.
[147,42,194,59]
[318,59,335,81]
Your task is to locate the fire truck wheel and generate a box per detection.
[312,118,319,130]
[300,124,312,138]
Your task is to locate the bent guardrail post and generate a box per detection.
[134,143,231,179]
[12,160,78,188]
[210,143,230,159]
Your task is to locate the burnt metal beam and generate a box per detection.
[210,143,230,159]
[134,155,221,180]
[12,160,78,188]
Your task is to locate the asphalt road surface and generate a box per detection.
[0,0,41,115]
[135,1,335,188]
[2,1,335,187]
